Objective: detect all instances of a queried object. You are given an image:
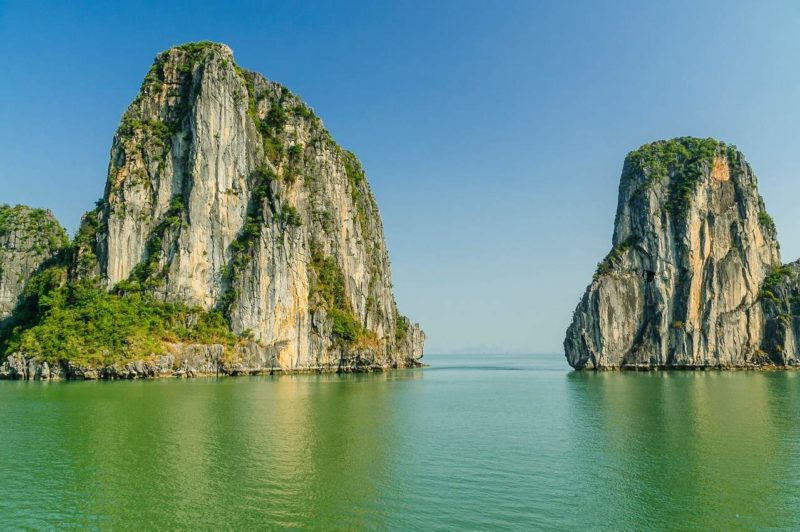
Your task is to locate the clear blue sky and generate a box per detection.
[2,0,800,354]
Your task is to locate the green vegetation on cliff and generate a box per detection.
[626,137,738,218]
[218,165,302,318]
[395,314,411,342]
[235,65,288,165]
[0,204,238,364]
[594,236,641,280]
[0,205,69,253]
[760,264,794,303]
[114,196,185,294]
[759,211,777,238]
[308,243,371,345]
[1,259,237,365]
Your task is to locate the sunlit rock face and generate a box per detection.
[95,42,423,371]
[565,138,787,369]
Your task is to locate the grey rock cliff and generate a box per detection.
[0,205,68,321]
[88,42,423,371]
[565,138,786,369]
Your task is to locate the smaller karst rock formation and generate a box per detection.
[565,137,800,369]
[0,205,68,320]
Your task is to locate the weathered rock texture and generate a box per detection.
[88,42,423,371]
[0,205,67,321]
[0,342,349,380]
[565,138,799,369]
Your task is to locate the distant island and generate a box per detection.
[0,41,424,380]
[566,137,800,370]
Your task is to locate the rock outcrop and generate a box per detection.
[758,261,800,365]
[0,205,68,321]
[565,137,796,369]
[0,342,348,380]
[0,41,423,377]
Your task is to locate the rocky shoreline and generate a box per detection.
[583,363,800,372]
[0,344,424,381]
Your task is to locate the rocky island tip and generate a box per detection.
[565,136,800,370]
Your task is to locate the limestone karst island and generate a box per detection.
[0,42,424,380]
[7,3,800,529]
[565,137,800,370]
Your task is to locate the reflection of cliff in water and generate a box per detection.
[565,371,800,528]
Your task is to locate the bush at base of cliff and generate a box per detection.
[1,268,238,366]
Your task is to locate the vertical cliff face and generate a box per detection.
[0,205,68,320]
[95,42,423,370]
[565,138,781,369]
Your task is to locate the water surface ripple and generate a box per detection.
[1,354,798,529]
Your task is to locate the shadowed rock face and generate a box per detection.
[565,138,784,369]
[758,261,800,365]
[89,42,423,370]
[0,205,67,320]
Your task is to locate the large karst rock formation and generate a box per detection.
[565,137,800,369]
[0,41,423,378]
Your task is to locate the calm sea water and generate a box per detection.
[1,353,799,530]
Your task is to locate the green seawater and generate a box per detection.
[1,354,800,530]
